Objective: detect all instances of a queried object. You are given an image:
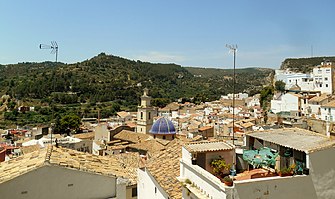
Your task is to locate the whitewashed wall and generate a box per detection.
[137,168,169,199]
[0,165,118,199]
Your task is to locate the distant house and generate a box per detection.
[271,92,302,115]
[320,100,335,122]
[198,126,214,138]
[117,111,133,123]
[307,94,330,119]
[245,95,260,108]
[312,61,335,94]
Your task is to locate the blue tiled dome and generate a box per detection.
[150,117,176,135]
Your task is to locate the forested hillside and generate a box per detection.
[0,53,274,128]
[280,56,335,73]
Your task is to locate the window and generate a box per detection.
[140,112,143,120]
[155,187,157,194]
[163,136,166,140]
[149,112,151,120]
[132,187,137,197]
[325,77,328,81]
[326,84,329,87]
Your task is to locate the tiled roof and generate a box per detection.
[113,130,150,143]
[150,117,176,135]
[309,94,329,103]
[127,139,165,156]
[0,146,139,185]
[185,141,234,153]
[20,144,40,154]
[146,140,184,199]
[322,100,335,108]
[117,111,130,118]
[240,122,255,129]
[73,132,95,140]
[108,152,140,185]
[247,128,335,153]
[198,126,213,131]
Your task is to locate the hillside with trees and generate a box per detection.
[0,53,274,129]
[280,56,335,73]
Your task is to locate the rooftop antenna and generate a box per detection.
[39,41,58,62]
[226,44,237,146]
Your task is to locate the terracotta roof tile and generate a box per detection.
[146,140,184,199]
[322,100,335,108]
[309,94,329,103]
[0,146,140,185]
[114,130,150,143]
[127,140,165,155]
[185,141,234,153]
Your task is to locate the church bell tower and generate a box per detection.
[136,88,157,134]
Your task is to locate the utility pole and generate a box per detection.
[226,44,237,145]
[39,41,59,146]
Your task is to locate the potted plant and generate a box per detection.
[278,167,293,177]
[210,156,231,179]
[223,176,233,186]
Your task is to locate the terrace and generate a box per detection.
[179,128,335,199]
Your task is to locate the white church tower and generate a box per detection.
[136,88,157,134]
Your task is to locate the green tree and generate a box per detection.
[275,80,286,92]
[55,113,81,133]
[260,86,274,109]
[7,100,16,110]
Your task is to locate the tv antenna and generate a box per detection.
[39,41,59,62]
[226,44,237,146]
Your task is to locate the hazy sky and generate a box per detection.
[1,1,335,68]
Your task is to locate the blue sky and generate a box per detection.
[1,1,335,69]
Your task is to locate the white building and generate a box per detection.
[222,93,249,100]
[245,95,260,108]
[312,61,335,94]
[270,93,302,114]
[179,128,335,199]
[307,94,330,119]
[0,146,138,199]
[274,69,314,91]
[320,100,335,122]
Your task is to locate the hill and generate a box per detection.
[0,53,274,128]
[280,56,335,73]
